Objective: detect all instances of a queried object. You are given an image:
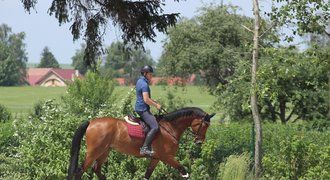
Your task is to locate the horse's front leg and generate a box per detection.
[161,156,189,179]
[144,158,159,179]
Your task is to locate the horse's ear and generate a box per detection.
[208,113,216,119]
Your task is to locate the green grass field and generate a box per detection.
[0,86,216,114]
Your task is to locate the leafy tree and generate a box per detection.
[258,47,329,123]
[38,47,60,68]
[157,5,276,87]
[268,0,329,39]
[0,24,27,86]
[71,44,88,75]
[22,0,180,69]
[103,41,154,84]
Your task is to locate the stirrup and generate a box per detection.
[140,146,154,156]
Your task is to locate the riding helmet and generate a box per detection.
[140,65,154,75]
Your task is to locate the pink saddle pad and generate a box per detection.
[126,122,145,139]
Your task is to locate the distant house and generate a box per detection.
[26,68,81,87]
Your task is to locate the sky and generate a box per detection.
[0,0,273,64]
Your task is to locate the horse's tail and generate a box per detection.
[67,121,90,180]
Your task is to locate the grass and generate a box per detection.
[0,86,66,114]
[0,85,216,115]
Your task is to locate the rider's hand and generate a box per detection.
[156,103,161,110]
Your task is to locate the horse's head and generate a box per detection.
[190,113,215,144]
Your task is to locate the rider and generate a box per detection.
[135,65,161,156]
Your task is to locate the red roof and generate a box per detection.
[27,68,52,86]
[26,68,80,86]
[52,69,77,80]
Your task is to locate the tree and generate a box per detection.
[103,41,154,84]
[0,24,27,86]
[259,47,329,122]
[158,5,269,86]
[21,0,180,70]
[38,47,60,68]
[251,0,262,177]
[71,44,88,75]
[250,0,329,177]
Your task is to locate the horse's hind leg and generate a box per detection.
[92,149,110,180]
[75,154,95,180]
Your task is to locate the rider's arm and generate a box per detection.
[143,92,161,110]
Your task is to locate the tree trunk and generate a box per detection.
[328,71,330,118]
[251,0,262,178]
[279,97,286,123]
[265,98,276,122]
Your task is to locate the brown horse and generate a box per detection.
[67,107,215,180]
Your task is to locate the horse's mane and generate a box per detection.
[162,107,206,121]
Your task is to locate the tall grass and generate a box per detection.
[218,153,252,180]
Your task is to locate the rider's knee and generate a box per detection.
[152,125,160,132]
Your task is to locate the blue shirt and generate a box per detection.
[135,76,151,112]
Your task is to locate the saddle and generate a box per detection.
[124,114,150,139]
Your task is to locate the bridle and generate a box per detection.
[187,114,210,143]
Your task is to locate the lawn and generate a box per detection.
[0,86,216,114]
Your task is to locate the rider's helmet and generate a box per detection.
[140,65,154,75]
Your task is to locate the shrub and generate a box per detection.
[62,71,116,118]
[0,104,11,123]
[262,124,330,179]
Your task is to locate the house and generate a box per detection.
[26,68,81,87]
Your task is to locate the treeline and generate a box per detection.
[0,24,154,86]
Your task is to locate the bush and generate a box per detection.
[62,71,116,118]
[262,124,330,179]
[12,100,77,178]
[0,104,11,123]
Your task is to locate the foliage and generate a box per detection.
[0,104,11,122]
[258,47,329,122]
[22,0,179,69]
[37,46,60,68]
[213,46,329,122]
[1,102,329,179]
[71,44,88,75]
[262,123,330,179]
[157,5,276,87]
[102,41,155,84]
[268,0,329,39]
[218,153,252,180]
[156,86,192,113]
[12,100,82,178]
[0,24,27,86]
[62,71,116,118]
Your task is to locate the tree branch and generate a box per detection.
[259,22,277,38]
[285,106,295,122]
[241,24,253,33]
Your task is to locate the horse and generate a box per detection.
[67,107,215,180]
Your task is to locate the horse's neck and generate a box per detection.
[164,117,193,139]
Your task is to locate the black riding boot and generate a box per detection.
[140,128,158,156]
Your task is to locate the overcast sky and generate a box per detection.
[0,0,274,64]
